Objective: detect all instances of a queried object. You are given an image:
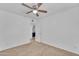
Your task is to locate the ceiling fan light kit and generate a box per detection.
[33,10,38,14]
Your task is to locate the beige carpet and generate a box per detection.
[0,40,78,56]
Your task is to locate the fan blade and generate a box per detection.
[38,10,47,13]
[26,10,33,14]
[36,13,39,17]
[37,3,42,8]
[22,3,33,9]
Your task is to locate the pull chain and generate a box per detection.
[32,19,36,40]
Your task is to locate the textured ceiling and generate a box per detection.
[0,3,79,19]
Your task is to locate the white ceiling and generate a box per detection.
[0,3,79,19]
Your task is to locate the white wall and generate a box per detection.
[0,10,31,51]
[40,7,79,54]
[1,5,79,54]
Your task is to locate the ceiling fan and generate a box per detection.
[21,3,47,17]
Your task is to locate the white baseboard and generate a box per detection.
[40,40,79,55]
